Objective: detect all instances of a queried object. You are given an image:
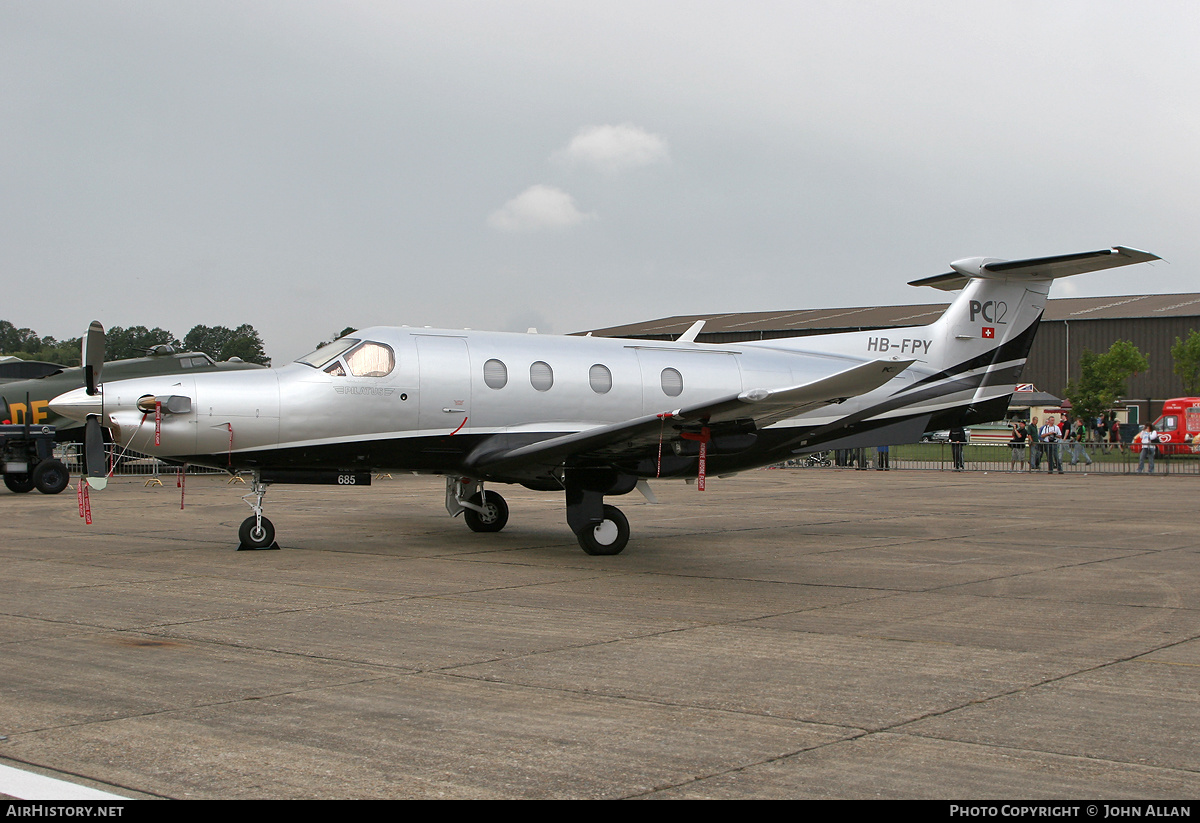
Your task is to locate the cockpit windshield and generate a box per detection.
[296,338,360,369]
[297,338,395,379]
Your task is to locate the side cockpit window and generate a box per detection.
[345,342,395,377]
[298,338,394,379]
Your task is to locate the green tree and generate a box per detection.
[1064,340,1149,424]
[183,324,271,366]
[0,321,42,354]
[105,326,180,360]
[315,327,358,349]
[1170,329,1200,395]
[0,321,82,365]
[14,338,83,366]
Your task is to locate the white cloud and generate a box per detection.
[553,123,669,173]
[486,184,594,232]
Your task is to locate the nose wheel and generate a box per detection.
[237,474,279,551]
[238,515,277,550]
[463,491,509,533]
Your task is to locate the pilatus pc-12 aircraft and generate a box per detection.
[51,247,1158,554]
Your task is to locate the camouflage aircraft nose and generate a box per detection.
[49,386,103,422]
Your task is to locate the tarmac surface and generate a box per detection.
[1,468,1197,799]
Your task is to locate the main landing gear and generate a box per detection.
[564,467,634,556]
[574,504,630,556]
[447,473,633,555]
[238,473,279,551]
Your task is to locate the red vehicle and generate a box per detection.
[1150,398,1200,455]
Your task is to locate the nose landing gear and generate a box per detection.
[238,473,279,551]
[446,476,510,533]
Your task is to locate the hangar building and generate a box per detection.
[587,293,1200,423]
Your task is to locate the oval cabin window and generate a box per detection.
[661,367,683,397]
[530,361,554,392]
[589,364,613,394]
[483,359,508,389]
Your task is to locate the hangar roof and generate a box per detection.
[585,293,1200,338]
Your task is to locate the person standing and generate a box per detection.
[1069,417,1093,467]
[1110,417,1123,453]
[1135,424,1160,474]
[1009,421,1028,471]
[1040,416,1064,474]
[950,425,966,471]
[1027,416,1042,471]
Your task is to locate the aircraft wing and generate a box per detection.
[466,358,912,473]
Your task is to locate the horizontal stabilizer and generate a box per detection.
[909,246,1160,291]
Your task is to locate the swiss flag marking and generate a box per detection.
[982,327,995,339]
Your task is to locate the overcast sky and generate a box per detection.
[2,1,1195,361]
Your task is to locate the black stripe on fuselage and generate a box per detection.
[893,313,1041,396]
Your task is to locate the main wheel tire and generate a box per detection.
[4,473,34,494]
[33,459,70,495]
[238,515,276,549]
[463,491,509,533]
[576,504,630,556]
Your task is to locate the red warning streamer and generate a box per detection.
[154,399,162,446]
[680,427,712,492]
[655,412,675,478]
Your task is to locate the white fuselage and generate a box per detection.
[50,275,1049,475]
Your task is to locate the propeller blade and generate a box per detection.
[84,415,108,491]
[83,321,105,396]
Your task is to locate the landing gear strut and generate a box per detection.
[238,473,279,551]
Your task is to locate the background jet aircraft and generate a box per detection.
[50,247,1158,555]
[1,347,264,436]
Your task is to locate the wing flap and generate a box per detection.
[466,358,912,473]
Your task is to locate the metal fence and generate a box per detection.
[55,444,227,478]
[52,442,1195,479]
[778,443,1200,475]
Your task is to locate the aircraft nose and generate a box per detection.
[49,387,103,422]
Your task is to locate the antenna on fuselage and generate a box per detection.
[676,320,706,344]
